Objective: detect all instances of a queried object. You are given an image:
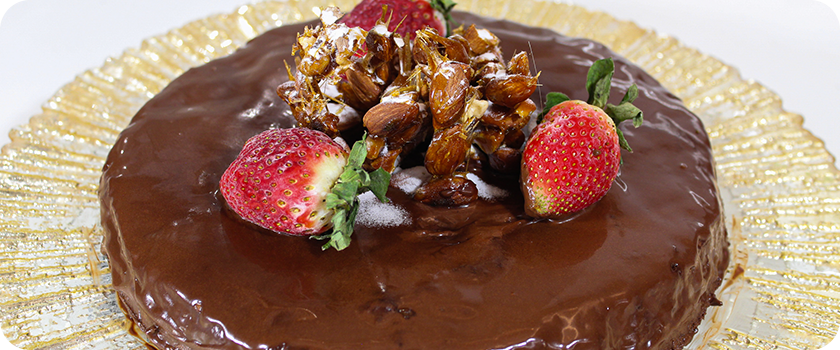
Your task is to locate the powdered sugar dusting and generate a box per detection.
[466,173,509,200]
[391,166,432,194]
[319,7,343,26]
[477,28,495,41]
[356,192,410,227]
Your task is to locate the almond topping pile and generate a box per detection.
[277,6,538,206]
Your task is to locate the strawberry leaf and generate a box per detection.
[615,127,632,153]
[314,133,391,251]
[537,92,570,124]
[604,84,643,152]
[620,83,639,105]
[605,101,643,128]
[585,58,615,109]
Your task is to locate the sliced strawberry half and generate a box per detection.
[220,128,390,250]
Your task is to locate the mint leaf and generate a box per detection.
[333,180,360,202]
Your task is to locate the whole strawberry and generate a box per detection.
[220,128,390,250]
[521,58,643,218]
[340,0,457,37]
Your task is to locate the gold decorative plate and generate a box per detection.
[1,0,839,348]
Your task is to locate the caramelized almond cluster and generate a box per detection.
[278,7,538,206]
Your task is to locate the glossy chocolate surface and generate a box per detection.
[100,12,728,350]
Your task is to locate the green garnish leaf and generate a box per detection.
[621,83,638,105]
[314,133,392,251]
[347,138,367,168]
[430,0,458,36]
[369,168,391,202]
[537,59,643,157]
[604,82,643,152]
[324,192,347,209]
[615,127,632,154]
[605,100,643,129]
[334,177,361,200]
[537,92,570,124]
[585,58,615,109]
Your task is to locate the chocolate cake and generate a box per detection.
[99,11,728,350]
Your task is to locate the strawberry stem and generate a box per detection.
[314,134,391,251]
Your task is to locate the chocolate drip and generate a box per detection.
[100,12,728,350]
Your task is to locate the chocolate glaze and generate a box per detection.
[100,12,728,350]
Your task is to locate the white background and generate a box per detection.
[0,0,838,165]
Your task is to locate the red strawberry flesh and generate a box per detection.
[340,0,446,38]
[521,101,621,217]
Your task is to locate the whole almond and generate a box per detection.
[425,126,470,176]
[507,51,531,76]
[463,24,500,55]
[474,125,505,154]
[339,68,382,110]
[363,102,421,138]
[430,61,470,129]
[484,74,538,108]
[366,29,394,62]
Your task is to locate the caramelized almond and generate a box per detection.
[489,147,522,174]
[484,74,538,108]
[507,51,531,76]
[276,81,298,104]
[363,102,422,138]
[298,43,333,76]
[341,68,382,110]
[504,129,526,149]
[370,148,401,173]
[463,24,500,55]
[436,34,470,64]
[414,176,479,206]
[474,62,505,85]
[474,125,505,154]
[365,28,394,62]
[425,126,470,176]
[430,61,470,129]
[511,99,536,129]
[365,135,386,160]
